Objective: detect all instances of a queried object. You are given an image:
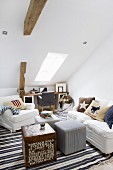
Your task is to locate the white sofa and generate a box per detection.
[68,100,113,154]
[0,95,39,132]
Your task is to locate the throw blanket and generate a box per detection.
[0,106,20,115]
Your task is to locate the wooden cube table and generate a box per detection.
[21,123,56,168]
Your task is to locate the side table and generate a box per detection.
[21,123,56,168]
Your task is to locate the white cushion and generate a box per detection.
[25,103,35,110]
[0,95,20,106]
[84,119,113,138]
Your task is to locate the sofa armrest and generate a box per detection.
[73,105,78,111]
[25,103,35,110]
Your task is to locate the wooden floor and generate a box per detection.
[91,163,113,170]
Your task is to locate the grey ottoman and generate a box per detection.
[54,120,86,155]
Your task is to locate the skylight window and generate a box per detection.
[35,53,68,81]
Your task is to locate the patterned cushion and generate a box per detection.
[77,97,95,113]
[0,106,20,115]
[11,100,21,107]
[84,100,110,121]
[4,98,26,110]
[104,105,113,129]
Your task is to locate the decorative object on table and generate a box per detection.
[56,83,66,92]
[30,88,39,94]
[59,94,73,109]
[39,87,47,93]
[58,86,63,92]
[40,111,53,118]
[40,122,45,130]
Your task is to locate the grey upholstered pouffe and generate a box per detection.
[54,120,86,155]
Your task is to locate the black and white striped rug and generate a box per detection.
[0,126,111,170]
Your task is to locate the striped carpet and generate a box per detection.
[0,126,111,170]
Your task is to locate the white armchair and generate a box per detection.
[0,95,39,132]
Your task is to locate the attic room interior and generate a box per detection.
[1,0,113,169]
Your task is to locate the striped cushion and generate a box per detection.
[0,106,20,115]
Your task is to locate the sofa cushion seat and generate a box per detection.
[68,111,92,123]
[3,109,38,123]
[84,119,113,138]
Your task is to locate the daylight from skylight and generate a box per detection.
[35,53,68,81]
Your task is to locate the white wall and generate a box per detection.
[0,86,55,97]
[68,31,113,104]
[0,88,18,97]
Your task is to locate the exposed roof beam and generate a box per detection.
[19,62,27,99]
[19,62,27,90]
[24,0,47,35]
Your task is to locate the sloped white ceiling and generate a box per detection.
[0,0,113,88]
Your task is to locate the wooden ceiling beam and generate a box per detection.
[19,62,27,99]
[19,62,27,90]
[24,0,47,35]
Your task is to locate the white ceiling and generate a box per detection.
[0,0,113,88]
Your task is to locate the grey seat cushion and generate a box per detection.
[54,119,85,130]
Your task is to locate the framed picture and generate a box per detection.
[39,87,47,93]
[39,87,44,93]
[58,86,63,92]
[56,83,66,92]
[24,96,34,103]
